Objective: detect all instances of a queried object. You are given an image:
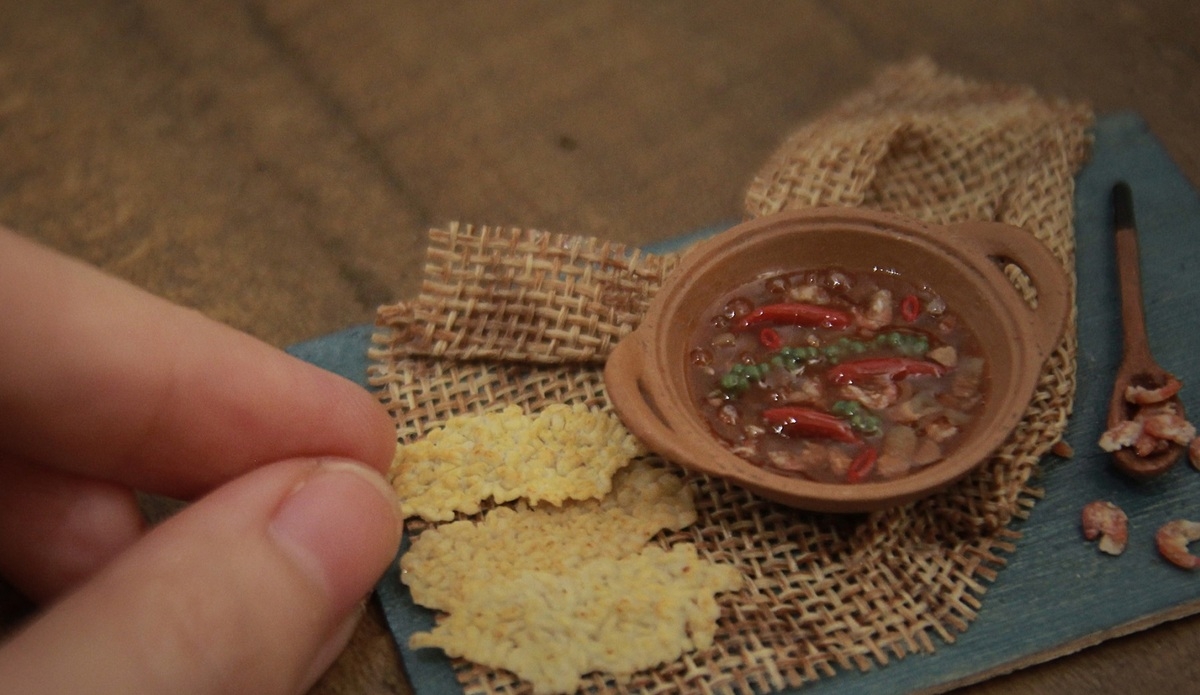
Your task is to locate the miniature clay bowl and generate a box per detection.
[604,207,1071,513]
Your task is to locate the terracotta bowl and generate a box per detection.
[604,207,1071,513]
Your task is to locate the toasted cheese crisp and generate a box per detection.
[401,462,697,611]
[391,403,644,521]
[409,545,743,695]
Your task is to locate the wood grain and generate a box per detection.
[3,2,1200,694]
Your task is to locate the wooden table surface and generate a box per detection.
[3,2,1200,693]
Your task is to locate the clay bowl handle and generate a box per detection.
[940,221,1072,364]
[604,331,699,466]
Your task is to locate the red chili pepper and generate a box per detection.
[736,303,851,331]
[846,446,878,483]
[758,327,783,350]
[826,357,947,385]
[900,294,921,322]
[761,406,859,443]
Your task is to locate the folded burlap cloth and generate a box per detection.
[369,58,1093,694]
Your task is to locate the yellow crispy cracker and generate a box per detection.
[409,545,742,695]
[401,462,696,612]
[391,404,644,521]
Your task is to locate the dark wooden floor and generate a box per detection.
[3,2,1200,693]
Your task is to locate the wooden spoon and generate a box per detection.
[1106,181,1186,478]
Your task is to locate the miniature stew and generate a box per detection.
[687,266,987,484]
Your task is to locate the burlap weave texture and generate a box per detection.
[370,59,1094,694]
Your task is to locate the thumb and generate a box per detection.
[0,458,402,695]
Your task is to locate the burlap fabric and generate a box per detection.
[369,59,1093,694]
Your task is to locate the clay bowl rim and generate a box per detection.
[604,207,1071,513]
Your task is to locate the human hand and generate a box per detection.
[0,228,402,694]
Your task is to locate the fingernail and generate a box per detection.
[269,460,401,616]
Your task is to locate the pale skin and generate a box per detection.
[0,228,403,694]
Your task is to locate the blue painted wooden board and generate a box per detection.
[287,112,1200,694]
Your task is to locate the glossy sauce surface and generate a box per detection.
[687,267,987,484]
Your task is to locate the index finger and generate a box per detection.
[0,229,397,499]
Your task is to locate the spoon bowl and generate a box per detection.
[1107,181,1186,478]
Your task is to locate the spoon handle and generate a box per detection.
[1112,181,1153,362]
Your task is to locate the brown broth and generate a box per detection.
[687,266,987,484]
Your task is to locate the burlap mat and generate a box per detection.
[369,58,1093,694]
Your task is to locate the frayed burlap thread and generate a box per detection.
[369,59,1093,694]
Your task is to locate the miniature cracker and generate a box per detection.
[401,461,697,611]
[409,544,743,695]
[391,403,644,521]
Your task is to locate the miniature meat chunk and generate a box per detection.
[1081,500,1128,556]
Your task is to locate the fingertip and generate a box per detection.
[269,460,401,617]
[0,458,402,695]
